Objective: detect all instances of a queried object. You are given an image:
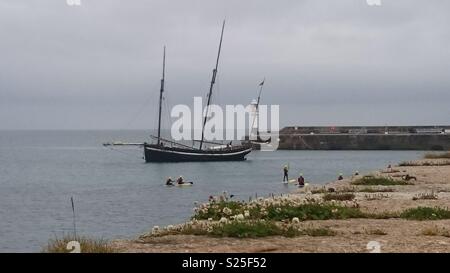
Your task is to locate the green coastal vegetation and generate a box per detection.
[144,197,450,240]
[43,235,116,253]
[192,200,365,222]
[399,161,450,166]
[424,152,450,159]
[312,186,395,194]
[44,200,450,252]
[46,202,450,251]
[400,207,450,220]
[357,187,395,193]
[351,176,412,186]
[180,220,336,238]
[322,193,355,201]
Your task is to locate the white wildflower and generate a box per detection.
[244,210,250,218]
[292,217,300,224]
[222,207,232,215]
[235,214,245,221]
[151,226,160,235]
[219,217,229,224]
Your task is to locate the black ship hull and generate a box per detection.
[143,144,252,163]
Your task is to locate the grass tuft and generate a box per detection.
[421,226,450,237]
[180,221,337,238]
[412,192,438,201]
[400,207,450,220]
[210,221,282,238]
[311,187,328,194]
[265,203,365,221]
[364,193,390,201]
[358,188,395,193]
[399,161,450,167]
[42,235,116,253]
[352,176,411,186]
[322,193,355,201]
[424,152,450,159]
[301,227,336,237]
[365,229,387,235]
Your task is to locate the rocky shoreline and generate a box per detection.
[112,158,450,253]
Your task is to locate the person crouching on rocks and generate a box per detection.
[298,173,305,187]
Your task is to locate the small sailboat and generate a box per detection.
[249,79,272,145]
[104,21,252,162]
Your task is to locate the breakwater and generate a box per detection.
[276,126,450,150]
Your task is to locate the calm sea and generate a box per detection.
[0,130,424,252]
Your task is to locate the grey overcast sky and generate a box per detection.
[0,0,449,130]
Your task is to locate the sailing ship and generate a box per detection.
[104,21,252,162]
[249,79,272,146]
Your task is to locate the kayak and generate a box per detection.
[166,182,194,187]
[282,181,310,187]
[176,182,194,187]
[282,179,297,184]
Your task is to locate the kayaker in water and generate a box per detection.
[176,176,193,185]
[177,176,185,184]
[166,177,174,186]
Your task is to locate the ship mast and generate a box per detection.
[200,20,225,150]
[251,78,265,139]
[256,78,264,109]
[157,46,166,145]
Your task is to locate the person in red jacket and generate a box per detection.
[297,173,305,187]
